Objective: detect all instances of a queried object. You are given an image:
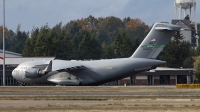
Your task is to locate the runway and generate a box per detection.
[0,91,200,97]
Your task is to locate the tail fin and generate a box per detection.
[131,23,181,59]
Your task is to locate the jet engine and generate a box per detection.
[25,68,47,78]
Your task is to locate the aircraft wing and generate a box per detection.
[55,65,84,72]
[31,61,52,70]
[32,64,49,69]
[51,60,85,72]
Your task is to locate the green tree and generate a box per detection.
[194,56,200,81]
[34,25,53,56]
[28,27,39,56]
[183,47,196,68]
[78,30,102,60]
[22,38,33,56]
[89,36,102,59]
[158,31,191,68]
[54,32,72,60]
[70,22,80,35]
[97,29,110,44]
[113,33,123,58]
[132,37,141,52]
[62,33,73,60]
[20,16,153,60]
[71,33,82,59]
[12,31,28,53]
[98,16,124,41]
[183,57,194,68]
[113,32,133,58]
[120,32,133,57]
[0,26,28,54]
[86,15,98,35]
[196,43,200,56]
[101,42,114,59]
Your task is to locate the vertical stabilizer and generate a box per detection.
[131,23,181,59]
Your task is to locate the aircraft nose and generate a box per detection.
[12,69,16,78]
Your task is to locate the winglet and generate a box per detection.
[44,60,52,72]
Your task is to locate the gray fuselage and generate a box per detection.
[12,58,165,85]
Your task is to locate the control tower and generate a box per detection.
[172,0,199,47]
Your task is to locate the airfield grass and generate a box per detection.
[1,95,200,101]
[1,86,200,100]
[0,104,200,112]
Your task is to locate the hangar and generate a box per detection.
[0,49,22,57]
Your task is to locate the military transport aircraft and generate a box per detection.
[12,23,181,86]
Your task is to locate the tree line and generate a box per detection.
[1,16,149,60]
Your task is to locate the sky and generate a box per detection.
[0,0,200,32]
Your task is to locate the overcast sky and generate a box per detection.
[0,0,199,32]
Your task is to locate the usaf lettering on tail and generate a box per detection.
[12,23,181,86]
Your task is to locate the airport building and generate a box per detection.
[113,67,194,86]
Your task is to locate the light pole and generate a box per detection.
[3,0,5,86]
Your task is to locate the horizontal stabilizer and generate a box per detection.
[154,26,173,30]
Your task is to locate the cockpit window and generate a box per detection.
[20,67,28,69]
[17,66,30,70]
[20,66,30,70]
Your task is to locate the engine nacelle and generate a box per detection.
[25,68,47,78]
